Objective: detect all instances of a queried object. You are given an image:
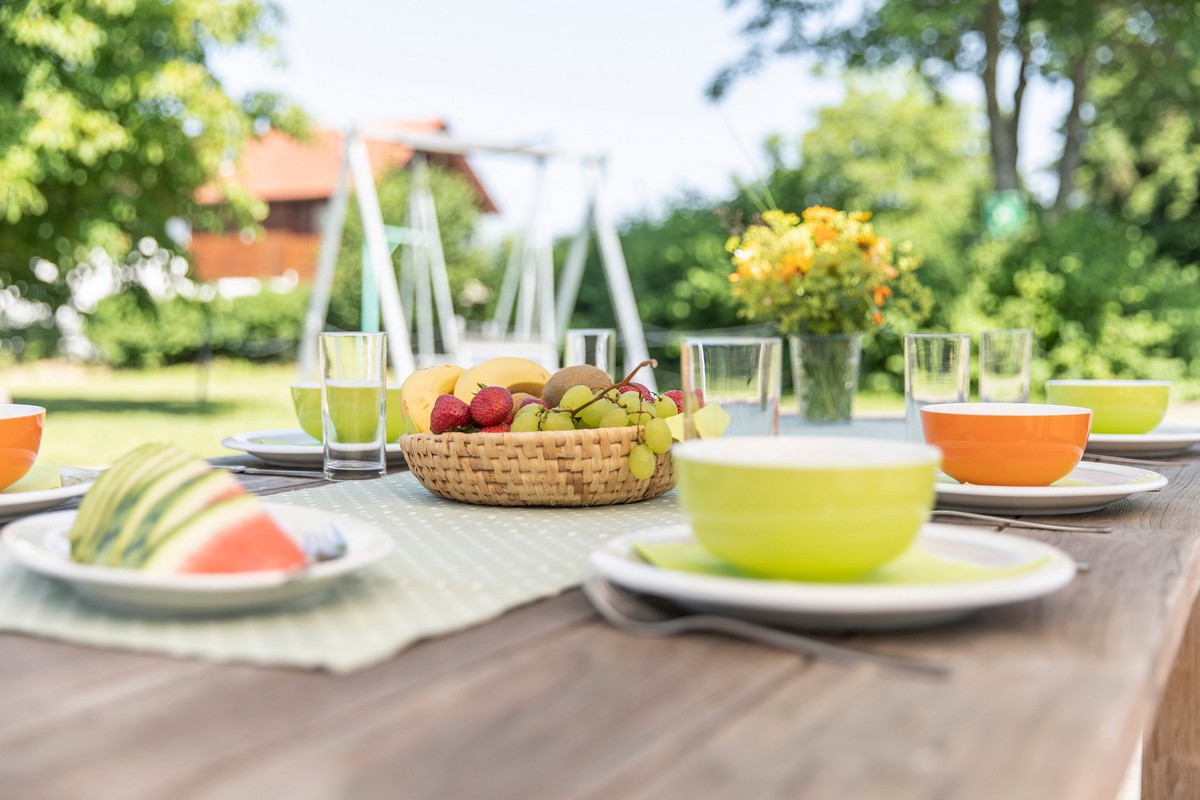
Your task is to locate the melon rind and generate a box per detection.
[106,458,213,566]
[120,469,245,567]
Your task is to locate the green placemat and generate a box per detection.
[0,473,682,673]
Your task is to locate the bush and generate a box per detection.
[85,285,310,368]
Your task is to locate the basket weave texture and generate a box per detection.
[400,427,675,507]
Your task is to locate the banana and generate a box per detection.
[453,357,552,403]
[399,364,466,434]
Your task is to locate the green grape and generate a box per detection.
[515,401,548,417]
[560,385,596,412]
[644,418,672,454]
[510,411,542,432]
[654,396,678,418]
[629,443,656,480]
[573,416,590,430]
[604,388,622,402]
[578,397,614,428]
[540,411,576,432]
[617,392,643,412]
[627,409,653,427]
[599,407,630,428]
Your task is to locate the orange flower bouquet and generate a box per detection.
[727,207,928,422]
[726,207,923,335]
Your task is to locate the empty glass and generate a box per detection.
[681,337,781,438]
[904,333,970,442]
[564,328,617,378]
[980,329,1033,403]
[320,332,387,480]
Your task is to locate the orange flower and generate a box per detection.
[872,285,893,306]
[811,224,838,246]
[872,310,884,325]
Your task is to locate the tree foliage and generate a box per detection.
[0,0,306,316]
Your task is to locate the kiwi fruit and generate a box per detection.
[541,364,612,407]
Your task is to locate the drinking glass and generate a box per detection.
[320,332,387,480]
[980,329,1033,403]
[681,337,781,438]
[565,328,617,378]
[904,333,970,442]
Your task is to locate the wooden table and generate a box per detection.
[4,447,1200,799]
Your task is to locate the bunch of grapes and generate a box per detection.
[510,361,682,481]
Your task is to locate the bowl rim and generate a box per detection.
[1044,379,1172,388]
[672,436,941,469]
[0,404,45,420]
[921,402,1091,417]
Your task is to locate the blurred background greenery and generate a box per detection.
[4,1,1200,463]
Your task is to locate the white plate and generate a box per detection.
[935,462,1167,515]
[589,523,1076,631]
[1086,424,1200,457]
[220,428,405,467]
[2,504,393,615]
[0,467,100,520]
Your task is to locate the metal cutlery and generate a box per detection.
[215,464,327,480]
[1082,453,1184,468]
[932,509,1112,534]
[302,524,348,563]
[582,575,948,679]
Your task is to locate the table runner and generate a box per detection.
[0,472,682,673]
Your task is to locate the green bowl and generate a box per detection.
[1044,380,1170,434]
[671,437,941,580]
[291,384,404,444]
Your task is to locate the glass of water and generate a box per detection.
[681,336,781,438]
[904,333,970,442]
[980,328,1033,403]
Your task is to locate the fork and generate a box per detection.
[931,509,1112,534]
[582,575,948,679]
[302,524,348,563]
[1083,453,1185,469]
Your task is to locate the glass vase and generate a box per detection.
[789,333,862,424]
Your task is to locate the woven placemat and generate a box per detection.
[0,472,682,673]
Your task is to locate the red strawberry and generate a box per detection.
[693,388,705,409]
[430,394,471,434]
[520,397,551,409]
[470,386,514,427]
[663,389,684,413]
[626,381,654,400]
[481,423,511,433]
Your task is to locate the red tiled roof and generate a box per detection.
[196,120,496,212]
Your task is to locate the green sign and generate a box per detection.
[982,191,1028,237]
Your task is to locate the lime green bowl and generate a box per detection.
[671,437,941,581]
[1044,380,1170,434]
[291,384,404,444]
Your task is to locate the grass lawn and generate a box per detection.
[3,359,910,469]
[6,360,300,468]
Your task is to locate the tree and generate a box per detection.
[0,0,306,318]
[710,1,1200,211]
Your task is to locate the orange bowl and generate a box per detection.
[0,405,45,491]
[921,403,1091,486]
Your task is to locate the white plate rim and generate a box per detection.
[589,523,1076,615]
[935,461,1167,499]
[220,428,404,457]
[1,504,393,593]
[0,466,100,509]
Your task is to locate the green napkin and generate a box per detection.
[2,465,61,494]
[633,539,1049,585]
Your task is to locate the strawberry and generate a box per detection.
[520,397,551,409]
[663,389,685,414]
[623,381,654,400]
[470,386,514,427]
[429,394,471,434]
[480,423,511,433]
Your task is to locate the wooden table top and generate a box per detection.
[4,445,1200,799]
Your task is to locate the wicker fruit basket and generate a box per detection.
[399,426,675,507]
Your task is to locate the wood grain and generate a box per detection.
[3,444,1200,798]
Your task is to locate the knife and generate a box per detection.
[215,465,327,480]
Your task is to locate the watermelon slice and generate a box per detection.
[143,495,306,574]
[70,444,307,574]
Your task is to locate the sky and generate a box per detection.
[210,0,1070,236]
